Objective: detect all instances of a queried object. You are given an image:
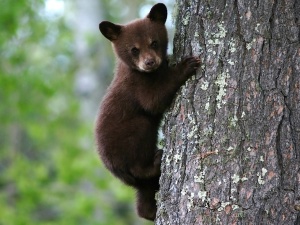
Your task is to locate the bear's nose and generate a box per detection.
[145,59,155,67]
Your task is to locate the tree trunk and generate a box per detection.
[156,0,300,224]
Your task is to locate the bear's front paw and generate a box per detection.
[179,56,201,77]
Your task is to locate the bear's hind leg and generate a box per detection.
[136,187,157,221]
[131,149,163,179]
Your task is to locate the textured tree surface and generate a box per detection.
[156,0,300,224]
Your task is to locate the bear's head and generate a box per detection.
[99,3,168,73]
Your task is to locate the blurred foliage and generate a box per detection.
[0,0,154,224]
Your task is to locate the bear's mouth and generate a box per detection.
[137,65,159,73]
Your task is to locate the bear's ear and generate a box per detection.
[99,21,122,41]
[147,3,167,24]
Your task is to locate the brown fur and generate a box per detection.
[95,3,200,221]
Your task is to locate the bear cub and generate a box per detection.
[95,3,200,221]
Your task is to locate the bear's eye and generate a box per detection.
[150,41,158,49]
[131,47,140,56]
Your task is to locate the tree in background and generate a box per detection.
[156,0,300,224]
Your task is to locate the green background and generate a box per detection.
[0,0,175,224]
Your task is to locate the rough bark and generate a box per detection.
[156,0,300,224]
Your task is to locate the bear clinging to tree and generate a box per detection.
[95,3,200,221]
